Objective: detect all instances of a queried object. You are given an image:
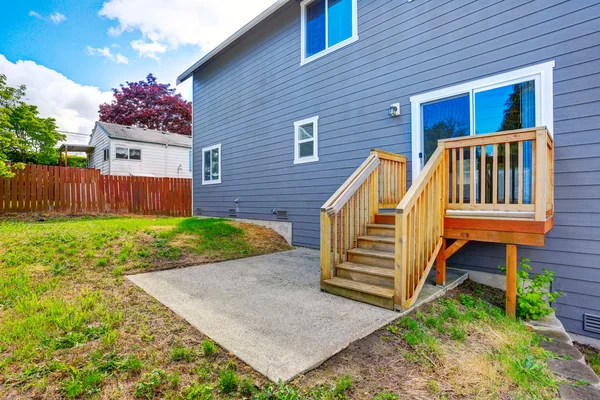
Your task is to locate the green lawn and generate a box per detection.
[0,216,563,399]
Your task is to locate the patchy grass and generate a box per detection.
[295,281,559,399]
[575,342,600,375]
[0,215,292,399]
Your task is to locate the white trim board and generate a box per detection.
[409,61,555,182]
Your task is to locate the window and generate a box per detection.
[103,148,109,161]
[115,146,142,161]
[294,116,319,164]
[410,61,554,181]
[301,0,358,65]
[189,150,193,173]
[202,144,221,185]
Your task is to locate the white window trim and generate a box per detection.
[300,0,359,66]
[114,146,142,162]
[294,116,320,164]
[409,60,555,181]
[201,143,222,185]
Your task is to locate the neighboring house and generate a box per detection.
[178,0,600,341]
[87,122,192,178]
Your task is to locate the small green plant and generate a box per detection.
[182,382,214,399]
[499,258,563,320]
[112,266,125,277]
[387,325,399,335]
[97,258,108,267]
[202,339,216,357]
[135,369,168,398]
[239,378,256,397]
[170,343,194,362]
[334,375,353,397]
[374,393,400,400]
[218,369,238,394]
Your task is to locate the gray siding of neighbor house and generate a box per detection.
[192,0,600,338]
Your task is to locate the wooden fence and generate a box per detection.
[0,164,191,216]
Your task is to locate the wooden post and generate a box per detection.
[534,128,548,221]
[320,210,332,286]
[506,244,517,318]
[436,238,447,286]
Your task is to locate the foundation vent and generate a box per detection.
[195,208,202,215]
[584,314,600,334]
[276,210,288,220]
[229,208,237,217]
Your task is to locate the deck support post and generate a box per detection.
[320,211,332,286]
[506,244,517,318]
[436,238,447,286]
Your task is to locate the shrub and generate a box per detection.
[170,343,194,362]
[202,339,216,357]
[499,258,563,320]
[218,369,238,394]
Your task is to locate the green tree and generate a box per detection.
[0,74,19,177]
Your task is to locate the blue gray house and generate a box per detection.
[178,0,600,342]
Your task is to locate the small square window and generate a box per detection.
[294,116,319,164]
[129,148,141,160]
[115,147,129,159]
[202,144,221,185]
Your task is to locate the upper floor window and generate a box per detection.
[202,144,221,185]
[294,116,319,164]
[301,0,358,65]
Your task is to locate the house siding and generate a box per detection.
[110,139,192,178]
[88,125,111,174]
[191,0,600,338]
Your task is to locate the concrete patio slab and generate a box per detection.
[128,248,467,382]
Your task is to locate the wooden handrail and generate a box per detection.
[320,149,407,285]
[394,145,446,309]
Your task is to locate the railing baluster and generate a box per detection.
[452,148,457,204]
[470,146,475,204]
[459,147,464,204]
[492,144,498,205]
[480,146,486,204]
[505,143,510,204]
[518,141,524,205]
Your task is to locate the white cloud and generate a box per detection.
[0,55,112,135]
[130,40,167,60]
[48,12,67,24]
[85,46,129,64]
[99,0,278,59]
[29,11,43,19]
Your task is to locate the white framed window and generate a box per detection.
[115,146,142,161]
[409,61,555,181]
[294,116,319,164]
[202,144,221,185]
[300,0,358,66]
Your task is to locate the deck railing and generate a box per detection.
[441,127,553,221]
[320,149,406,284]
[394,147,446,308]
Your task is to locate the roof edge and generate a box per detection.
[177,0,291,84]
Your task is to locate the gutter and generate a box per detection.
[177,0,291,84]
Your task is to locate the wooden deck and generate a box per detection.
[320,127,555,317]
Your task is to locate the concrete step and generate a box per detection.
[322,277,394,309]
[357,235,394,252]
[366,223,395,238]
[347,248,394,269]
[336,262,394,288]
[375,212,395,225]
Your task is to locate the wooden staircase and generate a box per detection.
[322,213,396,309]
[320,128,555,315]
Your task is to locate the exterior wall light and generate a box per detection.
[388,103,400,117]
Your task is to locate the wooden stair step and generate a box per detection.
[358,235,394,244]
[336,262,394,278]
[348,248,394,259]
[367,223,394,229]
[322,277,395,309]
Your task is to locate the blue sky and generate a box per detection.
[0,0,277,137]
